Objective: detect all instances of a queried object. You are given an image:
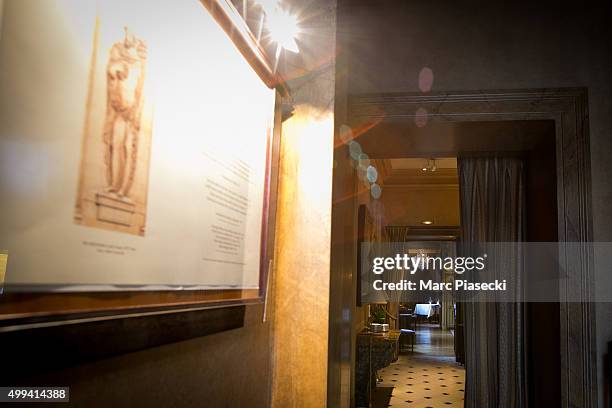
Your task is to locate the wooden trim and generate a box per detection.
[356,205,366,307]
[0,289,260,325]
[382,184,459,191]
[344,88,596,408]
[0,304,247,382]
[200,0,285,90]
[385,226,461,242]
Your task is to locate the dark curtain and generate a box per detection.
[458,157,526,408]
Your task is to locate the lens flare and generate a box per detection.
[266,8,300,53]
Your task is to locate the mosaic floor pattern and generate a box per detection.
[373,324,466,408]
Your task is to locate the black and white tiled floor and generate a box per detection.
[373,324,465,408]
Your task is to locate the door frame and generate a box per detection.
[328,88,596,408]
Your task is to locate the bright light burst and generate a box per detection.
[266,7,300,53]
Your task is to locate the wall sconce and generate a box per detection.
[421,158,437,172]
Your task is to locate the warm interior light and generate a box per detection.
[266,8,300,53]
[422,158,437,172]
[422,220,433,225]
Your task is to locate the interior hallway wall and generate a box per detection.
[0,1,273,407]
[271,103,334,407]
[339,0,612,405]
[270,1,337,407]
[16,305,272,407]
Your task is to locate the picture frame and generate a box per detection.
[0,0,282,331]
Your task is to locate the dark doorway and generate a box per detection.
[328,89,595,408]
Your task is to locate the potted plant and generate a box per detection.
[371,305,387,324]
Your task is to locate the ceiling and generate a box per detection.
[389,158,456,170]
[380,157,458,187]
[361,120,554,228]
[356,120,555,159]
[360,120,555,230]
[377,157,460,227]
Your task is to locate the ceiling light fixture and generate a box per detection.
[421,158,437,172]
[422,220,433,225]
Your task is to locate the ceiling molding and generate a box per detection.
[382,167,459,187]
[383,184,459,191]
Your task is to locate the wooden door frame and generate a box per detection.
[329,88,596,408]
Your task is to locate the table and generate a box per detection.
[356,330,400,407]
[414,303,439,318]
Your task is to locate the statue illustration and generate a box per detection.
[102,27,147,200]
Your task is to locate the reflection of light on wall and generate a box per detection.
[298,114,333,198]
[282,105,334,202]
[273,102,333,408]
[341,124,383,200]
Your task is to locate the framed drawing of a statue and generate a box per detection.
[0,0,281,326]
[75,26,153,236]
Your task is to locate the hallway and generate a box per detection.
[374,324,465,408]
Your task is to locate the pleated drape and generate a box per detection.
[458,157,526,408]
[385,226,410,305]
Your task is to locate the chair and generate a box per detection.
[398,313,416,330]
[399,328,415,353]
